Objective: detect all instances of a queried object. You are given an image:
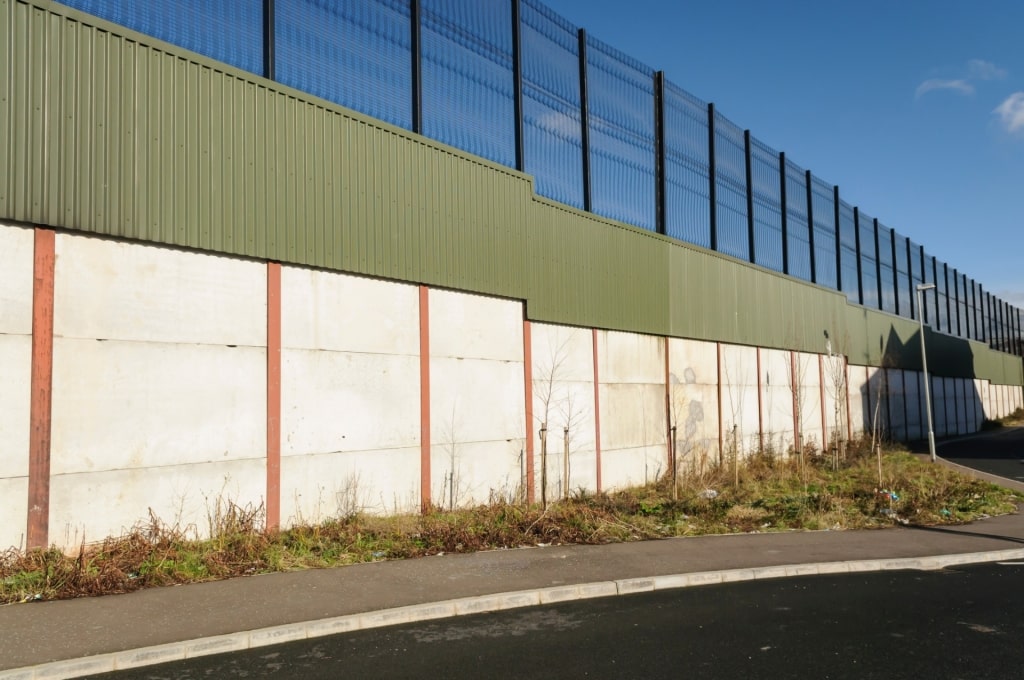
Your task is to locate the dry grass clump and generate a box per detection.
[2,440,1020,604]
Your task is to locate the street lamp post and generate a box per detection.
[917,283,937,462]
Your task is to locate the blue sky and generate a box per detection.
[543,0,1024,307]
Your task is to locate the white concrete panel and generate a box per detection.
[719,344,758,455]
[972,379,986,429]
[847,364,868,437]
[954,379,967,434]
[796,353,824,451]
[282,349,420,456]
[978,380,991,421]
[531,324,595,383]
[0,477,28,551]
[280,447,421,523]
[51,338,266,474]
[864,366,887,438]
[904,371,923,440]
[430,289,523,362]
[431,357,525,445]
[49,459,265,548]
[0,334,31,479]
[281,267,419,355]
[600,383,666,452]
[535,427,598,500]
[430,440,524,507]
[600,331,664,384]
[759,349,796,453]
[0,222,34,334]
[820,356,847,446]
[54,234,266,346]
[668,338,720,461]
[600,445,666,491]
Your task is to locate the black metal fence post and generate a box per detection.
[919,245,928,325]
[905,236,914,319]
[411,0,423,134]
[744,130,755,263]
[511,0,525,173]
[263,0,275,80]
[578,29,591,212]
[708,103,717,251]
[873,218,882,311]
[654,71,666,235]
[943,263,952,334]
[853,207,863,305]
[890,229,899,316]
[805,170,816,284]
[779,152,788,275]
[833,185,842,293]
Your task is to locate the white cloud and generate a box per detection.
[915,78,974,99]
[967,59,1008,81]
[993,92,1024,133]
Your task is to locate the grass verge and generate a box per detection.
[1,441,1021,605]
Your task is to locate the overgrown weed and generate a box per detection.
[2,439,1019,604]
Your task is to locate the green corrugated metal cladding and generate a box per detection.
[3,0,1021,386]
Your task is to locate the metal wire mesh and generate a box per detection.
[422,0,516,167]
[784,159,812,282]
[521,0,584,208]
[839,201,859,303]
[59,0,263,74]
[810,175,837,290]
[712,112,749,260]
[663,81,710,249]
[750,137,783,272]
[277,0,413,129]
[858,210,879,310]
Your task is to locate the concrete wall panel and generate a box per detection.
[54,234,266,346]
[430,290,523,362]
[943,378,956,434]
[530,324,597,497]
[887,369,907,442]
[601,331,664,384]
[847,364,868,438]
[601,445,666,490]
[796,352,824,451]
[668,338,720,462]
[758,349,796,454]
[281,268,419,355]
[931,377,947,436]
[430,440,524,507]
[0,223,34,334]
[719,344,759,455]
[282,349,421,456]
[49,459,266,546]
[280,448,421,523]
[0,335,31,480]
[820,356,847,447]
[0,477,28,551]
[864,366,887,438]
[51,338,266,474]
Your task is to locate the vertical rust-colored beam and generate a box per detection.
[265,262,282,531]
[592,329,602,493]
[419,286,432,513]
[755,347,764,453]
[522,320,535,503]
[27,228,55,550]
[818,354,827,448]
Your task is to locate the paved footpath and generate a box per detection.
[2,431,1023,680]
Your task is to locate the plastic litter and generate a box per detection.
[699,489,719,500]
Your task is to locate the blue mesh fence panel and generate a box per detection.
[935,260,949,333]
[663,82,710,248]
[958,270,966,337]
[784,159,811,282]
[908,240,924,320]
[810,175,837,290]
[521,0,583,209]
[422,0,515,167]
[969,279,978,341]
[858,210,879,310]
[839,201,858,304]
[277,0,412,129]
[585,35,656,230]
[893,233,910,318]
[712,112,749,260]
[877,223,896,315]
[750,137,783,272]
[947,267,961,337]
[59,0,263,74]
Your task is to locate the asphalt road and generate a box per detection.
[940,426,1024,483]
[87,562,1024,680]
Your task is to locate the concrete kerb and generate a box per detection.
[7,548,1024,680]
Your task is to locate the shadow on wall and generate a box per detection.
[859,324,983,441]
